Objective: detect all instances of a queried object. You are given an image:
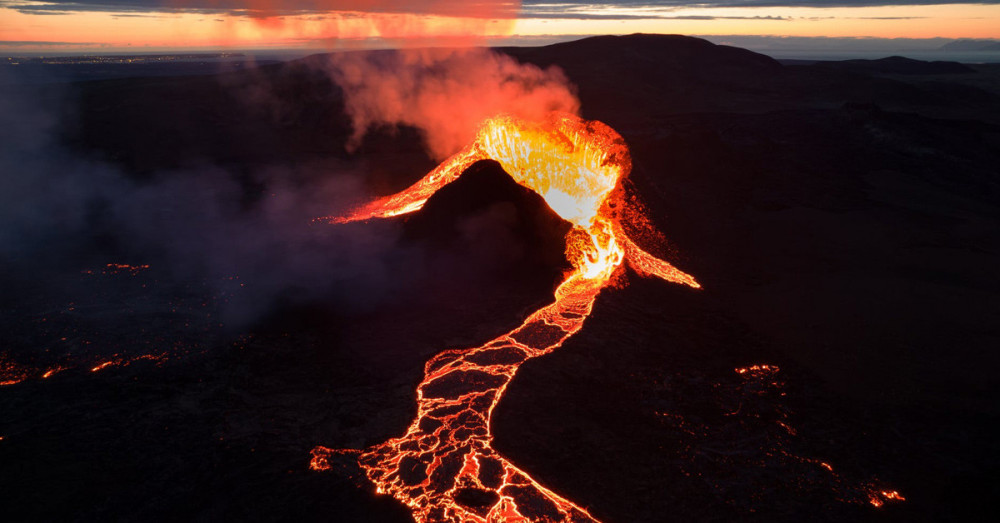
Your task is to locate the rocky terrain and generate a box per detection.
[2,34,997,521]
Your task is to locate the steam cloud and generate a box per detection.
[327,48,580,160]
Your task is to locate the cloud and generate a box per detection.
[3,0,523,17]
[526,14,793,21]
[0,40,99,46]
[5,0,1000,19]
[520,0,1000,7]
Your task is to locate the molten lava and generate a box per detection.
[312,113,700,522]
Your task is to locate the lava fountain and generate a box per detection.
[311,113,700,522]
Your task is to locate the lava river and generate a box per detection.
[311,113,700,522]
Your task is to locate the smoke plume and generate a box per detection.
[327,47,580,160]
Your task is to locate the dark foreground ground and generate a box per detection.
[1,35,998,521]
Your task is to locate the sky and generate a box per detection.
[1,1,998,52]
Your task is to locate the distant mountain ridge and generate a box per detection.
[815,55,975,75]
[502,33,782,77]
[940,39,1000,52]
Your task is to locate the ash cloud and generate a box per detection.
[327,47,579,160]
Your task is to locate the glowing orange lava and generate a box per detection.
[42,366,68,379]
[869,489,906,507]
[312,113,699,522]
[90,361,116,372]
[0,353,32,387]
[90,353,169,374]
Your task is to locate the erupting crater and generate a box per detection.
[312,113,700,522]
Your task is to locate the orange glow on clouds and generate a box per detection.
[1,3,998,51]
[513,4,1000,40]
[0,9,516,50]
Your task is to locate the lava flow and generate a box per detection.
[312,113,700,522]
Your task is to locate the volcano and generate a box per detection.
[1,34,998,522]
[312,113,700,522]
